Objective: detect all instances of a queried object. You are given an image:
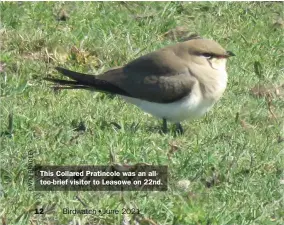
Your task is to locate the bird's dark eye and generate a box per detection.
[202,53,213,59]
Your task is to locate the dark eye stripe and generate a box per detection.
[202,53,213,58]
[216,55,227,59]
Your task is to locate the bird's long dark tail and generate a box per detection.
[44,67,131,97]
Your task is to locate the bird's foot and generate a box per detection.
[175,123,184,135]
[161,118,168,134]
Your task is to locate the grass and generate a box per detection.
[1,1,284,224]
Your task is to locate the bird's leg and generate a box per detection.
[162,118,168,134]
[175,123,184,135]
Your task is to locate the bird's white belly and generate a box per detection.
[121,92,215,123]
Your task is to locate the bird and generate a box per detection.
[44,37,235,134]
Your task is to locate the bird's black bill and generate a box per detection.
[226,51,235,57]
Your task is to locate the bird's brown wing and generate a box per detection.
[98,49,197,103]
[46,46,197,103]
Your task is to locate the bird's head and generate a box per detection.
[186,38,235,71]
